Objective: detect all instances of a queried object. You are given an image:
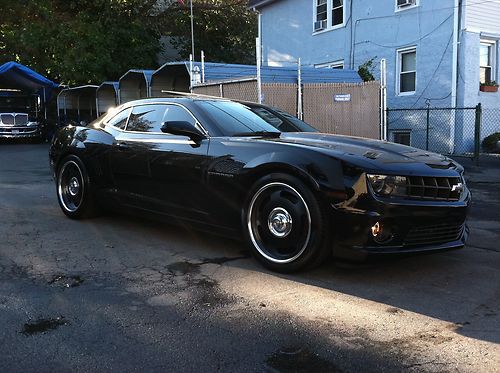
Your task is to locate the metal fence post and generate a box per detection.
[297,58,303,120]
[426,106,430,151]
[474,103,482,165]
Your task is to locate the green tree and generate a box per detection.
[0,0,258,85]
[358,58,377,82]
[0,0,161,85]
[162,0,257,65]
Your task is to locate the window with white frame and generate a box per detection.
[315,60,344,69]
[480,41,496,84]
[396,0,418,11]
[397,48,417,95]
[314,0,344,32]
[332,0,344,27]
[315,0,328,31]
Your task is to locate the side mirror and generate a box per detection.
[160,121,206,141]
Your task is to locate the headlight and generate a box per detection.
[367,174,407,196]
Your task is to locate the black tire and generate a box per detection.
[56,155,99,219]
[243,173,331,272]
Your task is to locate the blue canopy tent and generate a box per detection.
[57,85,98,125]
[150,61,362,96]
[96,81,119,115]
[0,61,59,119]
[119,69,154,103]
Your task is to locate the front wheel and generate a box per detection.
[56,155,98,219]
[243,173,331,272]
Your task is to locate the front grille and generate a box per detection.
[404,221,465,247]
[1,114,14,125]
[407,176,462,201]
[14,114,29,125]
[0,114,29,126]
[0,127,37,134]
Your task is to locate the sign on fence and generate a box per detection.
[334,94,352,102]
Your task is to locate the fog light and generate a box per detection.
[371,221,393,244]
[371,222,381,237]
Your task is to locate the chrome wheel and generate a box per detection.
[58,160,84,213]
[247,182,311,264]
[267,207,293,238]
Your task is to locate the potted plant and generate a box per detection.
[480,80,499,92]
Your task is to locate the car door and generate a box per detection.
[145,104,211,221]
[108,104,159,208]
[110,103,211,220]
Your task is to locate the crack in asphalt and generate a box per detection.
[468,245,500,253]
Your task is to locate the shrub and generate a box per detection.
[482,132,500,153]
[481,81,499,87]
[358,58,376,82]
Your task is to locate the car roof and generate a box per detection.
[119,96,230,107]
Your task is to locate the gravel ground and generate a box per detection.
[0,143,499,372]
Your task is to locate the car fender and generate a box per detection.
[242,150,346,193]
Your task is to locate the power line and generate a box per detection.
[388,32,454,125]
[355,14,453,49]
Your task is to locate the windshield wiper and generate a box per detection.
[231,131,281,138]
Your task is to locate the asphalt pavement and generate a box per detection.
[0,143,499,372]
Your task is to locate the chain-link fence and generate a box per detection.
[193,80,297,114]
[482,108,500,153]
[194,79,381,138]
[303,82,380,139]
[387,104,500,159]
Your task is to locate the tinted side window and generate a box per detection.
[127,105,167,133]
[107,108,131,130]
[163,105,196,125]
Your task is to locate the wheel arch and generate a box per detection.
[240,162,320,193]
[239,149,346,195]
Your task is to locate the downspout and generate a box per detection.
[450,0,461,153]
[451,0,460,109]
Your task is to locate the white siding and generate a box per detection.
[464,0,500,35]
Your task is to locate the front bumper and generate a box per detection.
[331,190,471,261]
[0,125,41,138]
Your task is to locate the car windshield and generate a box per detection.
[197,101,281,136]
[248,105,318,133]
[273,108,318,132]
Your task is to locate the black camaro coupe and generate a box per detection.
[49,97,470,272]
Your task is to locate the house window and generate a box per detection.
[313,0,344,32]
[397,48,417,95]
[315,60,344,69]
[396,0,418,11]
[393,131,411,146]
[315,0,327,30]
[332,0,344,27]
[480,41,495,84]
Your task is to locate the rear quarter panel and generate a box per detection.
[49,125,116,194]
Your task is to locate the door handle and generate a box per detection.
[116,142,130,151]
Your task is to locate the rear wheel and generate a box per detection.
[56,155,98,219]
[244,173,331,272]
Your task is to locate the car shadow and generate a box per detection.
[90,209,499,345]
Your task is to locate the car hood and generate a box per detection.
[262,133,463,175]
